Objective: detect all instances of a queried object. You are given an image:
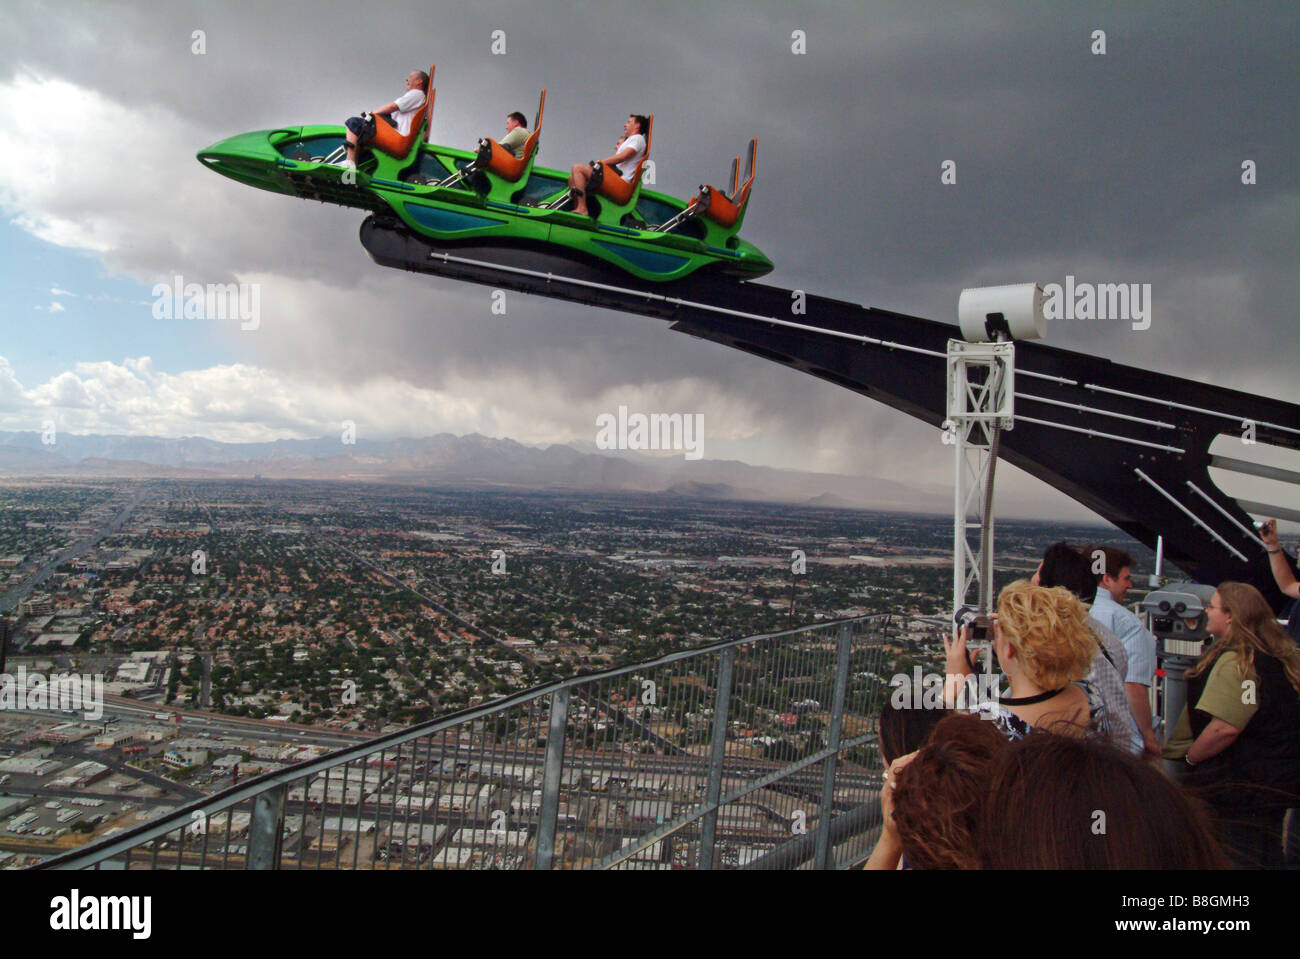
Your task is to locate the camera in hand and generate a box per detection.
[953,605,991,641]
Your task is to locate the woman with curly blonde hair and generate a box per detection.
[1163,581,1300,868]
[946,579,1104,741]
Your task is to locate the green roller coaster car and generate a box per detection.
[197,71,772,284]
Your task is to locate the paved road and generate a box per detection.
[199,652,212,709]
[101,697,370,748]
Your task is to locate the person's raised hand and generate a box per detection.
[944,626,978,678]
[880,751,917,835]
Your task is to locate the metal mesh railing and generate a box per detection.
[34,614,942,870]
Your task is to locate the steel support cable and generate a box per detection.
[979,351,1006,617]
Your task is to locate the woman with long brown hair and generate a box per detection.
[1163,581,1300,868]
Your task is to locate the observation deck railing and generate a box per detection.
[34,614,944,870]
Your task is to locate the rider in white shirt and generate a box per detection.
[340,69,428,169]
[566,114,648,216]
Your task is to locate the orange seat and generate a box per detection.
[595,114,653,204]
[689,138,756,228]
[482,90,546,183]
[369,64,436,158]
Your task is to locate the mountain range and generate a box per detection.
[0,430,950,513]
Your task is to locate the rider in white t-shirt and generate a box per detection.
[610,131,646,182]
[340,69,428,169]
[567,114,648,216]
[388,87,427,136]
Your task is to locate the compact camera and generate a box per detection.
[953,606,992,642]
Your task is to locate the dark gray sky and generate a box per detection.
[0,0,1295,519]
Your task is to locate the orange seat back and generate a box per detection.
[421,78,437,142]
[521,89,545,163]
[733,137,756,208]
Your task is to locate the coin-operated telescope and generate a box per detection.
[1140,583,1215,777]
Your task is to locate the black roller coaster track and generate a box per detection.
[359,217,1300,610]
